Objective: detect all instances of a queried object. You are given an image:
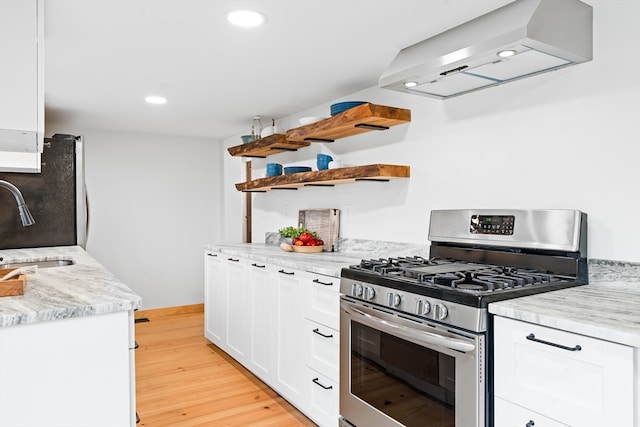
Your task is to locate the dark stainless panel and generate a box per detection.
[0,136,78,249]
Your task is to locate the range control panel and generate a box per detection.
[470,214,515,235]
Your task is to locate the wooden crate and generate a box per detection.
[0,268,26,297]
[298,209,340,252]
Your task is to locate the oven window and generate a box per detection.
[351,321,455,427]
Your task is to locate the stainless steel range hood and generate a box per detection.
[379,0,592,99]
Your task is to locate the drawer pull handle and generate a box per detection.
[251,263,266,268]
[312,377,333,390]
[313,278,334,286]
[526,421,535,427]
[312,328,333,338]
[526,333,582,352]
[227,258,239,262]
[278,269,294,275]
[206,253,218,257]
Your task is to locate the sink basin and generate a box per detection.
[0,259,75,269]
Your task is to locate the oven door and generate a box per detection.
[339,297,485,427]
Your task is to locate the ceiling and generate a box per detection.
[43,0,514,140]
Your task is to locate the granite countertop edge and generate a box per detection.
[0,246,142,328]
[204,243,365,277]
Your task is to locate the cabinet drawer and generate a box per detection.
[306,274,340,329]
[305,319,339,381]
[305,367,339,427]
[494,316,634,427]
[494,396,569,427]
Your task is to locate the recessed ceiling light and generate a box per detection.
[227,10,265,28]
[145,96,167,105]
[404,81,418,88]
[497,49,517,58]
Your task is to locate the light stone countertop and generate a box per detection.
[0,245,142,327]
[489,260,640,347]
[204,243,365,278]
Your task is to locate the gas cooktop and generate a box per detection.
[341,255,579,308]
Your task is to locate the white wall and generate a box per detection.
[227,0,640,262]
[45,126,223,309]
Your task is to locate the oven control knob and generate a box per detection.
[352,283,363,297]
[417,299,431,316]
[363,286,376,300]
[387,292,401,307]
[434,304,449,320]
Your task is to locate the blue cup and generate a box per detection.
[266,163,283,177]
[316,154,333,170]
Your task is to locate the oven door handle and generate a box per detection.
[342,303,476,353]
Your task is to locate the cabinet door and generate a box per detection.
[305,272,340,330]
[0,312,131,427]
[494,396,570,427]
[494,316,634,427]
[275,266,308,407]
[224,255,250,363]
[305,318,340,381]
[0,0,43,172]
[304,367,339,427]
[0,0,38,132]
[248,260,277,382]
[204,251,226,349]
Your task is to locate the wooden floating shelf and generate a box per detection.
[235,164,410,192]
[227,103,411,158]
[285,103,411,143]
[227,134,310,158]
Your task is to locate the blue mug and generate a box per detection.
[266,163,283,177]
[317,154,333,170]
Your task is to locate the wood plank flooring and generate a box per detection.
[135,309,317,426]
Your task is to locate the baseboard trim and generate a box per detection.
[135,303,204,319]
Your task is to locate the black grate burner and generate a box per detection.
[352,257,573,294]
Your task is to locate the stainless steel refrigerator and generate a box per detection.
[0,134,87,249]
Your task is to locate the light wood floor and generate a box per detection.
[135,307,317,427]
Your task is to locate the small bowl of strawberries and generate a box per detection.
[279,227,324,253]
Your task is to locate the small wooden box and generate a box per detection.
[0,268,26,297]
[298,209,340,252]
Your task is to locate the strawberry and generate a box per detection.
[299,232,313,243]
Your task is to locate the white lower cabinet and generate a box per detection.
[304,272,341,427]
[204,252,251,363]
[306,319,340,381]
[204,250,341,427]
[274,266,307,407]
[0,311,134,427]
[224,256,251,364]
[204,251,226,348]
[248,260,277,383]
[493,316,635,427]
[305,367,339,427]
[494,396,570,427]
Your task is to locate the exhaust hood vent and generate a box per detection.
[379,0,592,99]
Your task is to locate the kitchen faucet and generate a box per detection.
[0,180,35,226]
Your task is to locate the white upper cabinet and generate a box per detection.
[0,0,43,172]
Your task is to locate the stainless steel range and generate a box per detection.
[338,209,588,427]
